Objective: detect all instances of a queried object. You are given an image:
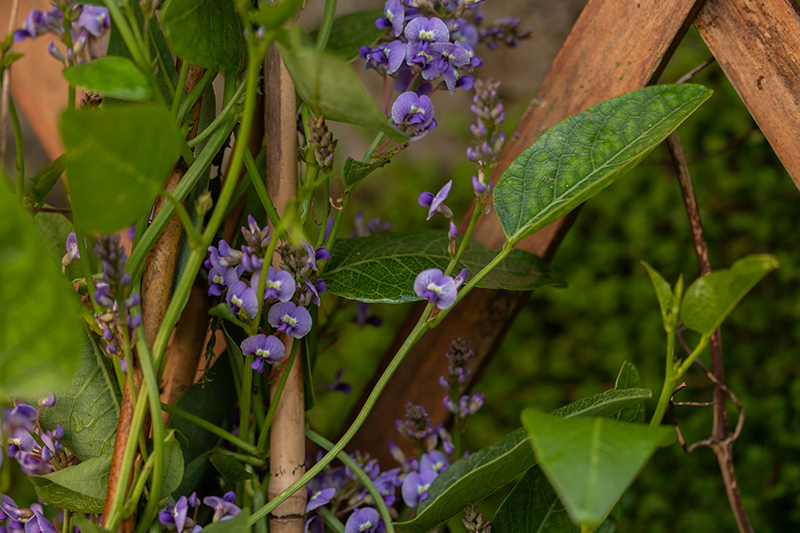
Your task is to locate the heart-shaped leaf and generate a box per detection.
[63,56,152,101]
[492,466,577,533]
[521,409,675,529]
[494,85,712,243]
[61,104,183,232]
[323,231,564,303]
[680,254,778,336]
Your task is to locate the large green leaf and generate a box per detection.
[680,254,778,336]
[107,7,178,106]
[61,104,183,232]
[29,454,111,513]
[494,85,712,243]
[161,431,185,498]
[40,338,120,460]
[63,56,152,101]
[161,0,245,76]
[276,28,404,142]
[28,154,67,205]
[492,466,576,533]
[0,188,84,399]
[613,361,646,424]
[324,231,564,303]
[312,9,385,63]
[210,454,251,484]
[394,378,649,533]
[521,409,675,529]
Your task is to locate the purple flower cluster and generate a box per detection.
[93,234,141,363]
[14,4,109,63]
[3,396,71,476]
[1,496,57,533]
[440,336,484,427]
[158,491,241,532]
[467,79,506,197]
[206,216,326,373]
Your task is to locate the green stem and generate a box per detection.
[124,453,155,516]
[243,145,281,230]
[161,403,262,455]
[240,355,254,448]
[188,80,246,148]
[90,335,121,416]
[135,330,166,533]
[248,309,432,525]
[315,0,338,51]
[677,334,710,378]
[73,224,101,314]
[177,68,217,126]
[444,199,482,277]
[320,507,345,533]
[650,333,709,427]
[257,340,300,451]
[212,448,267,467]
[306,430,395,533]
[172,61,190,118]
[8,97,24,202]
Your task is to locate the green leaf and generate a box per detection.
[29,454,111,513]
[161,0,245,76]
[61,104,183,232]
[210,454,251,484]
[252,0,303,32]
[209,302,251,329]
[107,8,178,106]
[680,254,778,336]
[324,231,564,303]
[613,362,645,423]
[40,338,120,460]
[0,188,84,400]
[63,56,152,101]
[32,212,81,281]
[276,28,405,142]
[312,9,385,63]
[494,85,712,243]
[161,431,185,498]
[492,466,577,533]
[521,409,675,528]
[640,261,679,329]
[28,154,67,204]
[342,145,406,191]
[74,515,116,533]
[201,509,251,533]
[395,386,647,533]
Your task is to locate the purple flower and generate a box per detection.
[38,393,56,408]
[401,470,438,507]
[253,267,295,302]
[360,40,405,75]
[241,246,263,273]
[23,510,56,533]
[404,17,449,48]
[203,495,241,522]
[268,302,313,338]
[392,92,437,140]
[299,278,321,307]
[344,508,382,533]
[306,487,335,513]
[356,302,383,329]
[322,369,352,394]
[375,0,404,37]
[454,268,467,289]
[47,41,65,62]
[424,43,470,93]
[242,215,270,250]
[448,221,458,241]
[226,281,258,321]
[207,245,241,297]
[373,469,402,506]
[420,451,449,474]
[62,233,80,266]
[75,6,109,37]
[414,269,458,310]
[158,496,189,533]
[302,242,330,271]
[417,180,453,220]
[241,334,285,373]
[14,9,42,41]
[394,65,433,95]
[189,492,200,508]
[7,428,35,456]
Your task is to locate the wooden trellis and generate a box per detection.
[347,0,800,464]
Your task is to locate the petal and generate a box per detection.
[401,472,422,507]
[414,268,443,299]
[268,301,294,329]
[263,335,286,364]
[434,277,457,310]
[289,306,313,338]
[240,334,267,356]
[391,92,419,124]
[417,191,434,207]
[275,270,296,302]
[385,40,405,74]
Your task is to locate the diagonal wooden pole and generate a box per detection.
[344,0,708,463]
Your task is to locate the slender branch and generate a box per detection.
[27,206,71,214]
[675,56,716,84]
[161,403,261,456]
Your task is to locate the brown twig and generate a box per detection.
[675,56,717,84]
[667,130,753,533]
[27,206,71,214]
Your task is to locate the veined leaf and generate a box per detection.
[492,466,576,533]
[161,431,185,498]
[28,154,67,205]
[61,104,183,233]
[276,27,405,142]
[641,261,680,330]
[394,374,649,533]
[521,409,675,528]
[29,454,111,513]
[40,338,120,460]
[680,254,778,336]
[324,231,564,303]
[312,9,385,63]
[210,454,251,484]
[494,85,712,243]
[161,0,245,76]
[63,56,151,101]
[0,188,84,399]
[613,361,646,424]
